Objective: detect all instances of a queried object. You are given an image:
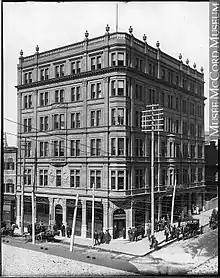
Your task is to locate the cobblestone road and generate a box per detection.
[2,243,136,277]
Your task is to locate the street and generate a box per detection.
[2,243,138,277]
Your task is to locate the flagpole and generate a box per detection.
[116,3,118,32]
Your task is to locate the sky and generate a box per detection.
[3,1,209,147]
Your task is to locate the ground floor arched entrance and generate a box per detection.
[113,209,126,239]
[55,204,63,230]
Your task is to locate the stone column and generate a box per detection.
[145,205,149,234]
[102,199,108,231]
[108,207,114,238]
[157,197,162,221]
[48,197,54,227]
[81,199,87,238]
[62,199,67,227]
[16,195,21,227]
[188,193,192,216]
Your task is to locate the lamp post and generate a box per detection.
[142,104,164,236]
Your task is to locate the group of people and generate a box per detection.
[94,229,111,245]
[1,221,18,237]
[127,226,145,242]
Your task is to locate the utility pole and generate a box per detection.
[21,137,26,235]
[32,147,37,244]
[116,3,118,32]
[171,171,177,226]
[70,194,79,252]
[142,104,164,237]
[91,183,95,247]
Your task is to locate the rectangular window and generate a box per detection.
[191,145,195,158]
[111,138,116,155]
[56,170,62,187]
[91,111,95,127]
[96,110,101,126]
[40,142,44,157]
[118,171,124,190]
[111,109,116,125]
[118,138,124,156]
[39,170,48,186]
[111,53,116,66]
[76,87,80,101]
[59,140,64,157]
[91,58,96,70]
[28,95,32,108]
[91,139,95,156]
[176,98,179,111]
[96,139,101,156]
[111,81,116,96]
[45,92,48,105]
[71,62,76,74]
[118,80,124,96]
[24,96,28,109]
[40,93,44,106]
[118,53,124,66]
[117,108,124,125]
[40,117,44,131]
[70,169,80,187]
[111,171,116,190]
[71,87,75,102]
[44,142,48,157]
[28,118,32,132]
[97,56,101,69]
[91,84,96,99]
[76,61,81,73]
[97,83,102,98]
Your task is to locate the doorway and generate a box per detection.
[113,209,126,239]
[55,205,63,230]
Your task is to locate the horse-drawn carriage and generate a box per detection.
[26,224,59,242]
[1,222,18,237]
[182,219,202,239]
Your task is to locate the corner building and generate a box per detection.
[16,27,206,239]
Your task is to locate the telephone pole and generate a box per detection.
[70,194,79,252]
[142,104,164,236]
[21,137,26,235]
[171,171,177,226]
[91,183,95,247]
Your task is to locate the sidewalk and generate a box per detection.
[55,230,166,256]
[14,209,213,257]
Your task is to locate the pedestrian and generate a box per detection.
[66,224,71,238]
[178,215,181,228]
[61,223,66,237]
[122,227,126,239]
[147,226,151,241]
[99,230,105,244]
[140,226,145,239]
[94,230,99,245]
[128,227,132,242]
[164,225,169,242]
[176,227,180,240]
[104,229,111,244]
[134,227,138,242]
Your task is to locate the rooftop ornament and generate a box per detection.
[179,53,182,61]
[200,66,204,73]
[193,62,196,69]
[106,24,110,33]
[85,30,89,39]
[156,41,160,49]
[143,34,147,42]
[129,26,133,35]
[20,49,23,57]
[186,58,189,65]
[36,45,39,53]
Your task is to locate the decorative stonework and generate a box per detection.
[48,165,55,186]
[62,165,69,186]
